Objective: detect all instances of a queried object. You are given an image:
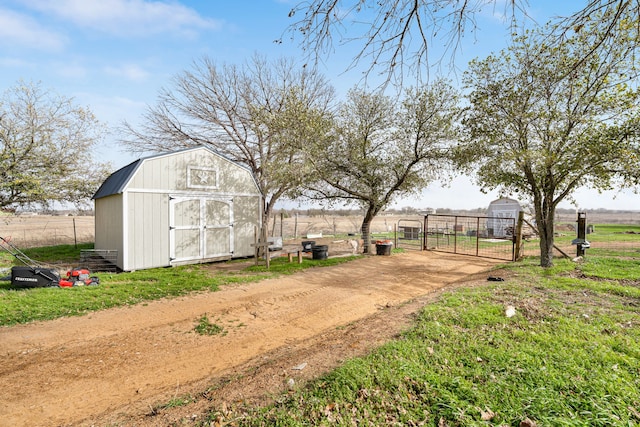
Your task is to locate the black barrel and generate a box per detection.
[375,242,392,256]
[311,245,328,260]
[301,240,315,252]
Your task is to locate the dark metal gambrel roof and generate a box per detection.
[92,159,142,200]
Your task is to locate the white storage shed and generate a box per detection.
[486,197,521,238]
[92,146,262,271]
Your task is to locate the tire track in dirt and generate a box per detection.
[0,251,502,426]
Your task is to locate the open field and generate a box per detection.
[0,215,94,248]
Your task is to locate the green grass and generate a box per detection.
[204,255,640,426]
[0,247,360,326]
[3,239,640,426]
[194,314,226,336]
[578,257,640,281]
[591,224,640,236]
[151,394,196,414]
[0,242,96,268]
[0,265,243,325]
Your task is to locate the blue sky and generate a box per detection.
[1,0,637,211]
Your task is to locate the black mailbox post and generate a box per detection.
[572,212,590,257]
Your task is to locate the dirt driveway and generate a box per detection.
[0,251,503,426]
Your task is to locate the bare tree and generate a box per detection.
[120,55,335,229]
[0,81,110,210]
[303,81,460,252]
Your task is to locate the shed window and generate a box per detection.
[187,166,218,189]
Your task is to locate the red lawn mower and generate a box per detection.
[59,267,100,287]
[1,236,100,288]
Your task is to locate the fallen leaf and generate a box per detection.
[520,418,537,427]
[481,408,495,421]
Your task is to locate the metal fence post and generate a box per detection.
[476,216,480,257]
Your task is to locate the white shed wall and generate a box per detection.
[487,198,521,237]
[94,195,124,269]
[125,191,169,271]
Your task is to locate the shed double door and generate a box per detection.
[169,197,234,263]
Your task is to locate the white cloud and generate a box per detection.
[55,62,88,79]
[73,92,146,121]
[0,8,66,50]
[105,64,150,81]
[22,0,223,37]
[0,56,32,67]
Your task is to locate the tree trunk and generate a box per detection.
[360,207,378,254]
[538,222,555,267]
[259,198,274,259]
[262,199,272,239]
[536,202,556,268]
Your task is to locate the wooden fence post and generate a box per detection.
[252,225,272,268]
[514,211,524,261]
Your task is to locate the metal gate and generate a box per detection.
[424,214,515,261]
[396,219,424,250]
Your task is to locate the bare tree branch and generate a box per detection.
[119,55,335,227]
[285,0,530,87]
[551,0,639,77]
